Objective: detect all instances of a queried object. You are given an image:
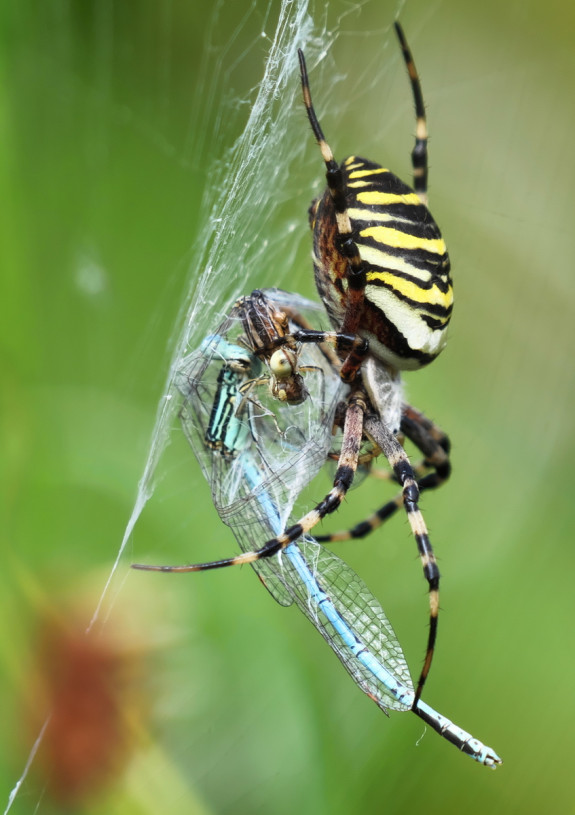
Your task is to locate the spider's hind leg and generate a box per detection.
[401,404,450,488]
[360,409,447,703]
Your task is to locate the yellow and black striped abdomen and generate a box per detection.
[312,156,453,371]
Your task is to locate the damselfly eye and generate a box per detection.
[269,349,294,380]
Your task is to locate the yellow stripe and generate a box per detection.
[357,191,422,207]
[360,225,446,255]
[367,270,454,310]
[348,168,389,179]
[348,206,415,225]
[348,184,421,201]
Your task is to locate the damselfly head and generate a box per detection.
[269,348,307,404]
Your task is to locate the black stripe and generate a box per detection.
[357,233,450,272]
[356,213,443,243]
[369,317,438,363]
[353,201,431,223]
[318,491,344,515]
[420,313,450,330]
[367,263,452,293]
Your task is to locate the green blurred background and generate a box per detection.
[2,0,575,813]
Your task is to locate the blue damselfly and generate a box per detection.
[133,289,501,767]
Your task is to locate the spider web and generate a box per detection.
[92,0,409,625]
[4,0,413,811]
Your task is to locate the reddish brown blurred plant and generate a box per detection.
[26,611,145,809]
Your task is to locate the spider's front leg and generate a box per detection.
[298,48,367,383]
[132,387,368,573]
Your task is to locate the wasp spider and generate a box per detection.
[138,23,453,705]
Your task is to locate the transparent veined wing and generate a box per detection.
[175,289,343,607]
[175,289,412,710]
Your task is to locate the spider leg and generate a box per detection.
[265,326,369,385]
[298,49,366,377]
[279,304,343,371]
[255,325,368,385]
[363,412,440,704]
[317,404,450,542]
[132,389,367,573]
[401,403,450,478]
[394,22,429,204]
